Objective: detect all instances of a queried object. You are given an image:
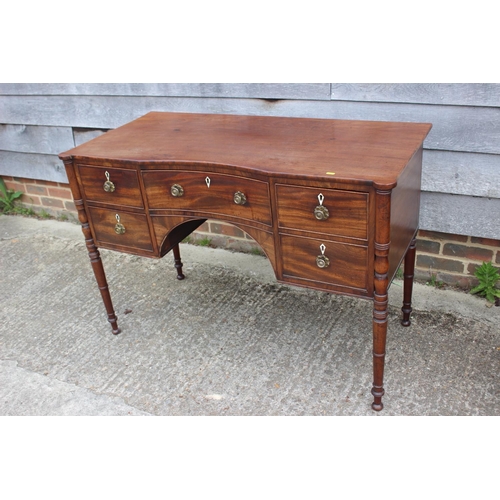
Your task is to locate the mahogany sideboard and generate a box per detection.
[59,111,432,411]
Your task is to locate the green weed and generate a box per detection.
[196,237,212,247]
[426,273,444,289]
[0,177,23,213]
[39,209,52,219]
[470,261,500,303]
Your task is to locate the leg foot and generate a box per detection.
[401,237,417,327]
[109,318,121,335]
[371,387,385,411]
[172,243,185,280]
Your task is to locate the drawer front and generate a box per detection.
[88,207,153,251]
[143,170,272,225]
[280,235,368,291]
[276,184,368,240]
[78,165,143,208]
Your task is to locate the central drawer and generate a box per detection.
[143,170,272,225]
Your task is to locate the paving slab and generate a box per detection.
[0,215,499,415]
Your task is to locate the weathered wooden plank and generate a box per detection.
[0,151,68,183]
[331,83,500,107]
[0,83,331,100]
[73,128,108,147]
[420,192,500,240]
[2,95,499,154]
[0,124,74,154]
[422,150,500,198]
[5,83,498,107]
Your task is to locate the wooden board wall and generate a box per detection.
[1,83,499,239]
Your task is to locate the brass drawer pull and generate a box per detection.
[171,184,184,197]
[114,214,126,234]
[234,191,247,205]
[316,243,330,268]
[314,193,329,220]
[103,171,115,193]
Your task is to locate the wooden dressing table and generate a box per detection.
[59,111,432,411]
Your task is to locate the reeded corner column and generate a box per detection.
[63,158,121,335]
[372,188,392,411]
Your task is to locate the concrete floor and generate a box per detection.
[1,215,499,415]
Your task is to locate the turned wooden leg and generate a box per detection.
[86,236,121,335]
[172,243,185,280]
[372,269,389,411]
[78,203,120,334]
[372,188,391,411]
[372,311,388,412]
[79,205,120,335]
[401,237,417,327]
[64,162,120,335]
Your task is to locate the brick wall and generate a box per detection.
[3,176,76,219]
[415,231,500,288]
[4,176,499,289]
[187,220,263,254]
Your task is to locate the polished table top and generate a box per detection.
[60,111,432,189]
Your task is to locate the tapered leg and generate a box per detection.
[172,243,185,280]
[401,237,417,327]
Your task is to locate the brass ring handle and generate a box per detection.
[316,255,330,268]
[103,171,115,193]
[314,193,329,220]
[171,184,184,197]
[114,214,126,235]
[316,243,330,268]
[234,191,247,205]
[314,205,330,220]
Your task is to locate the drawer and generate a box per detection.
[280,235,368,291]
[276,184,368,240]
[143,170,272,225]
[78,165,143,208]
[88,207,153,251]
